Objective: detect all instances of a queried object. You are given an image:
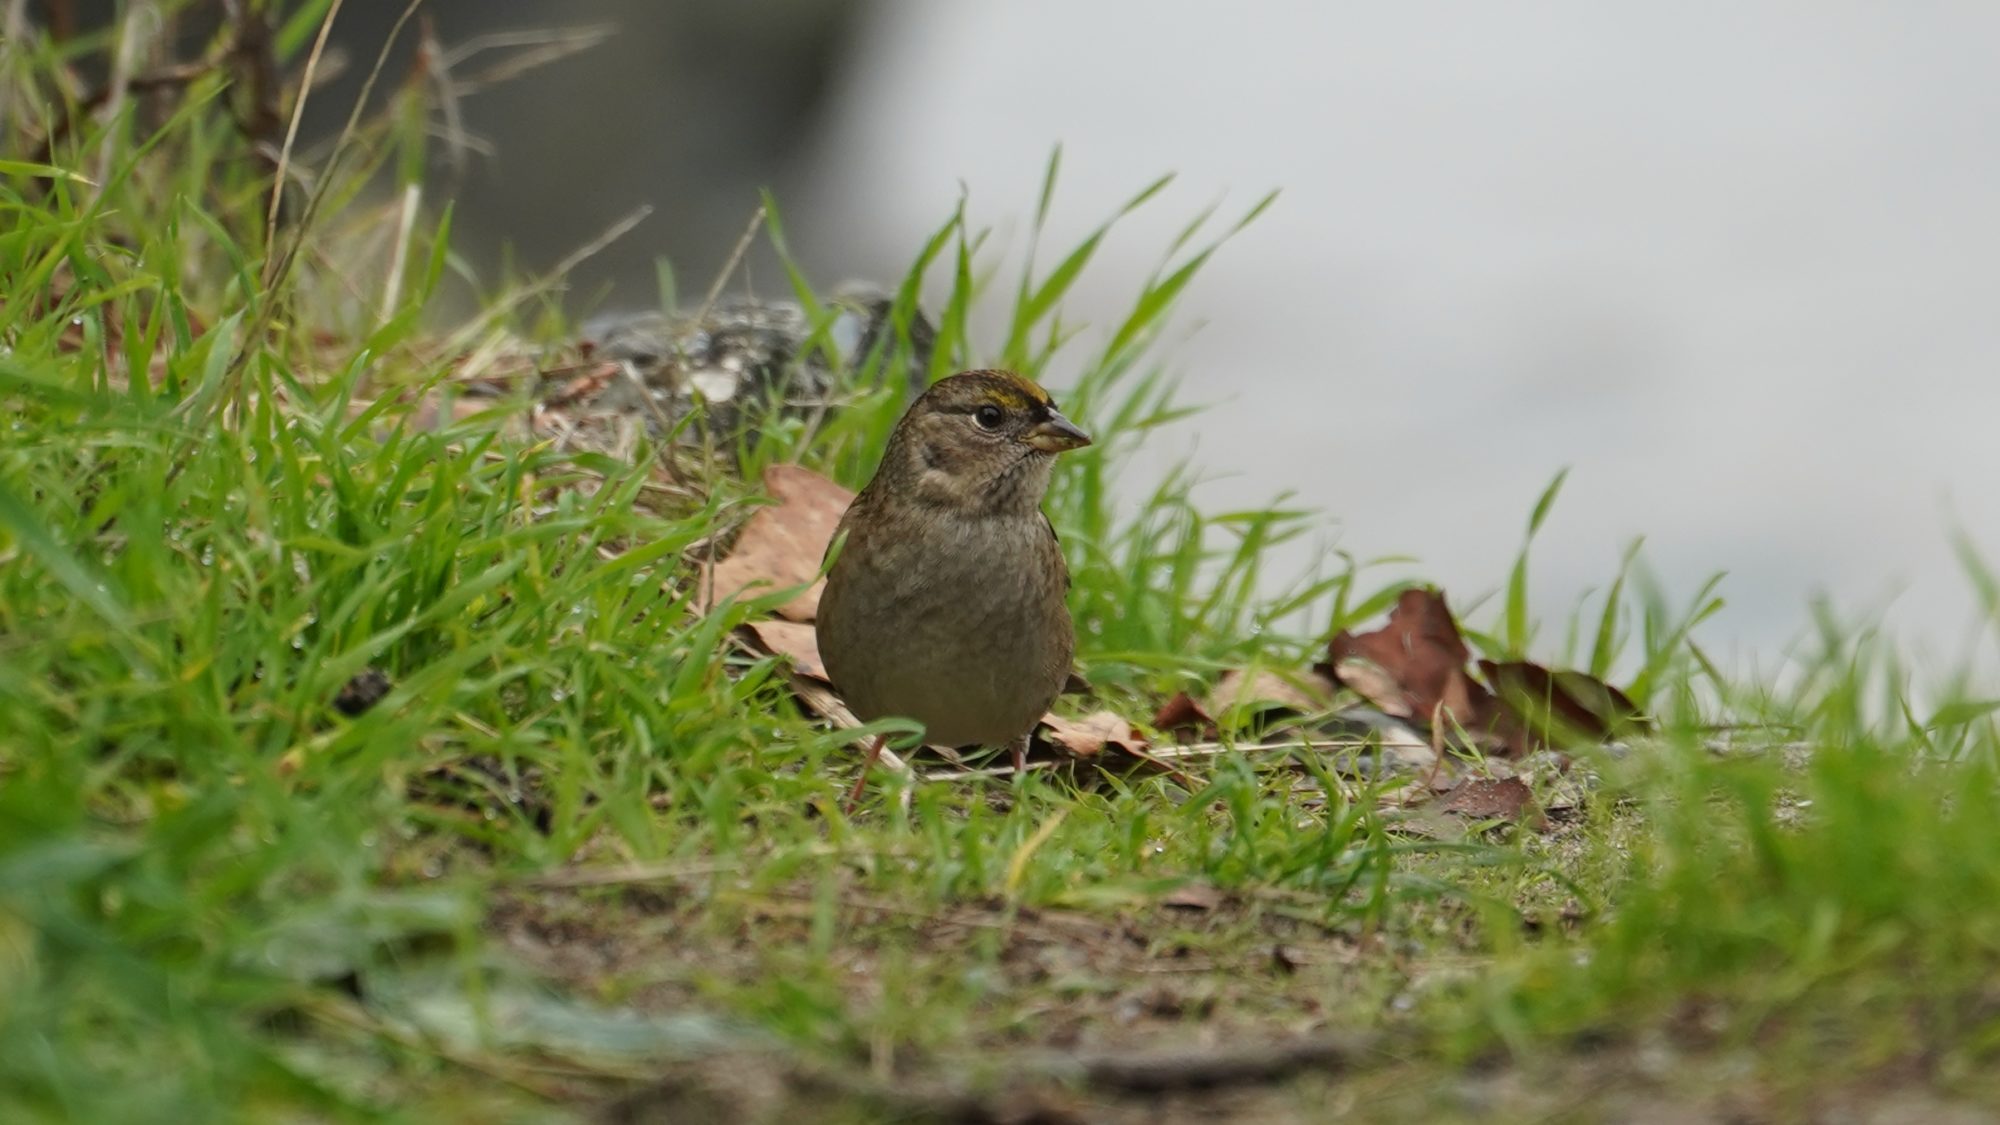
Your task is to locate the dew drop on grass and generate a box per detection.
[550,688,567,703]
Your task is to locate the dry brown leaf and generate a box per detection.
[740,619,828,682]
[1319,588,1494,731]
[1205,668,1335,717]
[1152,692,1216,740]
[1039,710,1148,759]
[1323,657,1408,719]
[1478,659,1646,745]
[1321,587,1645,760]
[702,465,853,621]
[1153,668,1334,743]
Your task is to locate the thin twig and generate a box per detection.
[1141,737,1386,761]
[691,204,768,330]
[380,182,421,318]
[440,205,654,357]
[256,0,420,293]
[670,203,770,472]
[442,24,614,93]
[263,0,347,274]
[413,12,468,171]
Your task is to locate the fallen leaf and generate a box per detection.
[1323,657,1408,719]
[1205,668,1335,718]
[702,465,853,621]
[740,620,827,682]
[1477,660,1646,744]
[1438,776,1537,822]
[1319,588,1496,732]
[1039,711,1148,759]
[1152,692,1215,739]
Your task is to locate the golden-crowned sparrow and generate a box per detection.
[817,369,1091,804]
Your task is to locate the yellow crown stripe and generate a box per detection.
[967,369,1053,409]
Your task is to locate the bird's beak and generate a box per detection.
[1023,409,1092,453]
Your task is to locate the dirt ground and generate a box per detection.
[483,878,1993,1125]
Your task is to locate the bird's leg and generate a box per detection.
[1009,732,1030,779]
[845,734,888,812]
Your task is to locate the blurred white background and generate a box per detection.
[786,1,2000,671]
[308,0,1999,670]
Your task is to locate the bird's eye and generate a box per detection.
[973,404,1004,430]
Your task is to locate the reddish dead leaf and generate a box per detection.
[702,465,853,622]
[1039,710,1148,759]
[1151,692,1215,740]
[1438,776,1537,823]
[740,619,828,682]
[1319,588,1495,727]
[1477,660,1646,745]
[1160,882,1225,911]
